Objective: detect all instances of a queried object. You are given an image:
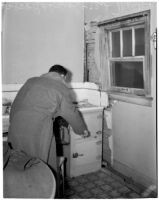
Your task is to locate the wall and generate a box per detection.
[85,21,100,84]
[2,2,84,84]
[85,2,157,188]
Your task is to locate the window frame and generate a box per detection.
[109,57,145,95]
[98,10,151,97]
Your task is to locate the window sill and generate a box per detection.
[108,92,153,107]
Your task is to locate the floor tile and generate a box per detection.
[68,194,81,199]
[129,192,141,198]
[64,189,75,196]
[105,176,116,183]
[76,176,88,184]
[98,193,111,199]
[87,174,99,181]
[118,186,131,194]
[63,168,153,199]
[84,182,96,189]
[73,185,85,192]
[90,188,104,195]
[100,184,112,191]
[109,190,121,198]
[94,180,106,186]
[111,181,124,189]
[79,190,93,198]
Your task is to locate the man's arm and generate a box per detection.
[58,95,88,136]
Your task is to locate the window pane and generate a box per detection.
[123,29,132,56]
[111,61,144,89]
[135,28,145,56]
[112,31,120,57]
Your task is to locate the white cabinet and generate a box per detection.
[69,135,102,177]
[64,107,104,177]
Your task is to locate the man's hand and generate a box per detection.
[83,130,90,138]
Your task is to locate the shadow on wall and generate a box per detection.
[102,111,113,167]
[65,68,73,84]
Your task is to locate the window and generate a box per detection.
[111,60,144,89]
[99,11,150,96]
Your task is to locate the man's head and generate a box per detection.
[49,65,68,77]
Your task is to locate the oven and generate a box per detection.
[61,106,104,177]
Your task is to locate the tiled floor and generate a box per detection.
[63,168,157,199]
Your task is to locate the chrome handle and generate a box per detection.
[72,152,84,158]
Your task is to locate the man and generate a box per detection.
[7,65,89,172]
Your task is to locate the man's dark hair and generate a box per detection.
[49,65,68,76]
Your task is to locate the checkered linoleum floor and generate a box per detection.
[63,168,157,199]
